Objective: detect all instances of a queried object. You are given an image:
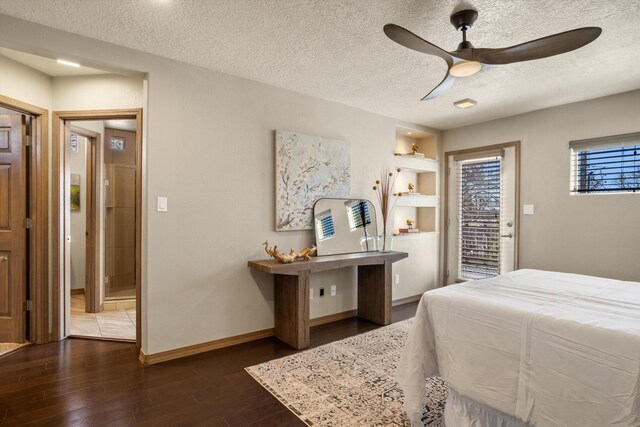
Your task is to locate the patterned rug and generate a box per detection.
[0,342,29,357]
[246,319,448,426]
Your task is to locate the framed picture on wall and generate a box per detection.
[69,133,78,152]
[111,136,125,151]
[70,174,81,212]
[275,130,350,231]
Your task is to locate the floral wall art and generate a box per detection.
[275,130,350,231]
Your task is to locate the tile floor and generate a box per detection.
[70,294,136,341]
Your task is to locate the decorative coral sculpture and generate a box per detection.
[263,241,317,263]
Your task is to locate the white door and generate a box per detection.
[446,145,518,284]
[63,123,72,337]
[500,146,516,274]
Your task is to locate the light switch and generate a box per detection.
[523,204,534,215]
[157,196,168,212]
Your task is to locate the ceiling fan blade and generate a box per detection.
[473,27,602,65]
[384,24,453,66]
[421,71,455,100]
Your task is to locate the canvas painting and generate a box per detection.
[70,173,81,212]
[275,130,350,231]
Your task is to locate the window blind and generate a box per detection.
[458,157,502,280]
[316,210,335,241]
[570,133,640,194]
[347,200,371,231]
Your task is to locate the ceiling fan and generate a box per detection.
[384,7,602,100]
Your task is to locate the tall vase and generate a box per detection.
[378,230,393,252]
[360,233,376,252]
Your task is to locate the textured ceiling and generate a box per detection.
[1,0,639,129]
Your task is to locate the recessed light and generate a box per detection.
[450,60,482,77]
[407,132,412,135]
[454,98,477,109]
[57,59,80,68]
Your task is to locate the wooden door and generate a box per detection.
[104,127,137,299]
[0,114,26,343]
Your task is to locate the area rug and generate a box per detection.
[0,342,29,357]
[246,319,448,426]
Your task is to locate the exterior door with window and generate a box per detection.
[446,145,518,284]
[0,114,26,342]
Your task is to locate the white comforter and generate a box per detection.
[396,269,640,427]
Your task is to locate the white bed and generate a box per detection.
[396,269,640,427]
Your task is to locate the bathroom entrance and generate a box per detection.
[54,110,142,345]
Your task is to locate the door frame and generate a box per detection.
[0,94,49,344]
[52,109,142,347]
[68,125,100,313]
[442,141,521,286]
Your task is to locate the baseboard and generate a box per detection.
[138,301,419,366]
[139,327,275,365]
[70,288,85,295]
[392,294,422,307]
[309,309,358,327]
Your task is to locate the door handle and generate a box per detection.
[500,233,513,238]
[0,256,7,262]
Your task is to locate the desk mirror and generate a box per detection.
[313,198,378,256]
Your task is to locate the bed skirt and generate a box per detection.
[444,388,529,427]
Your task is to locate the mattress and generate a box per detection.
[396,269,640,427]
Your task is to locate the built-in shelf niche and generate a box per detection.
[395,131,438,160]
[392,127,439,235]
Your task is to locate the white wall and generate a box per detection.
[68,135,86,290]
[52,74,144,110]
[0,54,52,109]
[443,90,640,282]
[0,15,440,355]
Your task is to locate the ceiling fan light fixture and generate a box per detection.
[450,60,482,77]
[454,98,477,109]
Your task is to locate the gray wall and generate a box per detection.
[442,90,640,282]
[0,15,440,355]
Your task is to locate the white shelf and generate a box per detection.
[393,231,439,237]
[394,154,438,173]
[395,194,438,208]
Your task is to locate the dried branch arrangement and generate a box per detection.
[372,167,402,235]
[263,241,317,264]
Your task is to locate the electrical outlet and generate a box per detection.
[330,284,336,296]
[320,287,325,297]
[395,274,400,285]
[310,288,313,299]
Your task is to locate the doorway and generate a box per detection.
[0,95,48,348]
[0,108,28,345]
[53,110,142,346]
[443,141,520,285]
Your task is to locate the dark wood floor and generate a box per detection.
[0,302,418,426]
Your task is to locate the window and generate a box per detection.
[570,132,640,194]
[346,200,371,231]
[458,156,502,280]
[315,210,335,241]
[110,136,126,151]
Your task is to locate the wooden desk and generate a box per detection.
[248,251,408,349]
